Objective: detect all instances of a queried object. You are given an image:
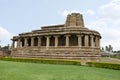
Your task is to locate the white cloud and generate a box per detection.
[0,26,12,46]
[89,19,120,50]
[61,9,95,17]
[89,0,120,50]
[61,10,84,17]
[99,0,120,21]
[86,10,95,15]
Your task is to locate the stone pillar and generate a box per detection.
[85,35,89,47]
[77,35,83,47]
[31,37,34,47]
[17,39,20,48]
[65,35,70,47]
[46,36,50,47]
[24,38,28,47]
[95,37,99,48]
[90,35,94,47]
[98,37,100,47]
[54,36,59,47]
[38,37,41,47]
[12,40,15,48]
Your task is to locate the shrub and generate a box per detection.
[86,62,120,70]
[0,57,81,66]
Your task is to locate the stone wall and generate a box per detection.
[0,50,3,56]
[0,49,11,57]
[12,47,101,61]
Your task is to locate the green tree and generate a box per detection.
[105,45,113,53]
[101,47,104,52]
[108,45,113,53]
[2,44,11,50]
[105,46,109,53]
[105,45,113,57]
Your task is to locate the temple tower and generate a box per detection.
[65,13,85,27]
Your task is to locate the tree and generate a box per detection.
[101,47,104,52]
[1,44,11,50]
[105,46,109,53]
[108,45,113,53]
[105,45,113,53]
[105,45,113,57]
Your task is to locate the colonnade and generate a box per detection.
[12,34,100,48]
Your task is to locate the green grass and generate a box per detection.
[0,61,120,80]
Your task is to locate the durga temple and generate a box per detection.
[11,13,101,61]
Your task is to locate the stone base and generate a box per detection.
[11,47,101,62]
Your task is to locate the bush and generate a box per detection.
[0,57,81,66]
[86,62,120,70]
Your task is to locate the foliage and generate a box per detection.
[105,45,113,53]
[101,47,104,52]
[0,57,81,66]
[0,44,11,50]
[101,45,113,53]
[101,45,114,57]
[86,62,120,70]
[114,50,120,53]
[111,54,120,59]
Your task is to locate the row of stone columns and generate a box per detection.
[12,35,100,48]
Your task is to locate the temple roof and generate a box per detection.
[13,13,101,38]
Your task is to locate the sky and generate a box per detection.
[0,0,120,50]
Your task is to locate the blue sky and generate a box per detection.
[0,0,120,50]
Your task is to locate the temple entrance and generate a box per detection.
[41,36,46,46]
[50,36,55,46]
[27,38,31,47]
[82,36,85,46]
[20,38,24,47]
[58,35,65,46]
[69,35,78,46]
[34,37,38,46]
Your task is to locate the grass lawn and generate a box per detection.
[0,61,120,80]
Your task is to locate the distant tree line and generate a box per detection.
[101,45,113,53]
[101,45,120,59]
[113,50,120,53]
[0,44,11,50]
[101,45,120,54]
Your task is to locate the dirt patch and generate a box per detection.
[100,57,120,64]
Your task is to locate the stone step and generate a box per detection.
[13,53,100,60]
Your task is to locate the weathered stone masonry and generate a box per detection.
[11,13,101,61]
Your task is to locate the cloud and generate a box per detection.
[62,10,82,17]
[89,0,120,50]
[86,10,95,15]
[99,0,120,22]
[61,9,95,17]
[89,19,120,50]
[0,26,12,46]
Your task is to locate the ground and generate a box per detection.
[0,61,120,80]
[100,57,120,64]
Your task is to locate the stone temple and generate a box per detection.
[11,13,101,61]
